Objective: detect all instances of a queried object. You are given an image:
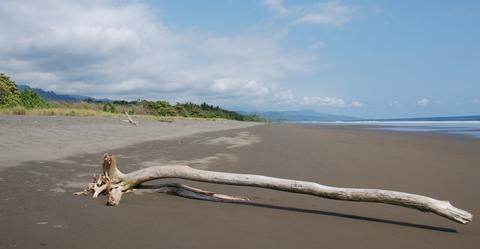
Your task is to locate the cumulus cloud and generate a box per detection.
[0,0,361,110]
[263,0,356,27]
[0,0,313,103]
[417,98,429,107]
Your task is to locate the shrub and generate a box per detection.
[0,73,20,107]
[12,105,26,115]
[103,103,116,113]
[19,90,50,109]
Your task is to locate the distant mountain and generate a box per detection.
[241,110,359,122]
[17,84,110,102]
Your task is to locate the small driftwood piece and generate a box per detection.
[158,118,173,123]
[76,154,473,224]
[122,112,137,126]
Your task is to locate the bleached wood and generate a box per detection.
[123,112,137,126]
[78,154,473,224]
[133,183,249,202]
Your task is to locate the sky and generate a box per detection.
[0,0,479,118]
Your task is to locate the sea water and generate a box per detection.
[297,119,480,139]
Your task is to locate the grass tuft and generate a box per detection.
[12,106,26,115]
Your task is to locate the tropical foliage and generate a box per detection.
[105,100,264,121]
[0,73,265,121]
[0,73,20,107]
[19,90,50,109]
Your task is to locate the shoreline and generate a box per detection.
[279,124,480,145]
[286,121,480,140]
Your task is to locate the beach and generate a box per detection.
[0,116,479,249]
[0,115,259,169]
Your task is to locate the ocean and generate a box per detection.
[295,116,480,139]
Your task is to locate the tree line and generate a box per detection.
[0,73,265,122]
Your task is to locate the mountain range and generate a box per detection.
[17,84,110,102]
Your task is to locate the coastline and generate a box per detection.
[0,122,479,248]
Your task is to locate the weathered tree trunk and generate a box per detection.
[76,154,473,224]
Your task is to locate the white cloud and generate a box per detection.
[209,79,270,97]
[299,96,361,108]
[300,96,345,106]
[0,0,362,110]
[263,0,356,27]
[254,89,361,109]
[417,98,429,107]
[349,101,363,108]
[294,1,355,26]
[388,100,400,107]
[310,41,325,50]
[273,90,296,103]
[262,0,289,16]
[0,0,313,104]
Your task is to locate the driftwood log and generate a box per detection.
[76,154,473,224]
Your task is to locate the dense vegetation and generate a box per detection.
[0,73,265,122]
[0,73,20,107]
[19,90,50,109]
[94,99,263,121]
[1,73,50,110]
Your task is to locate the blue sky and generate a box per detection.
[0,0,478,118]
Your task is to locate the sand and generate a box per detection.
[0,115,259,169]
[0,120,479,248]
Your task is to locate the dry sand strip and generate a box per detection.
[0,115,260,169]
[0,123,478,249]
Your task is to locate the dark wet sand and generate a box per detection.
[0,124,479,249]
